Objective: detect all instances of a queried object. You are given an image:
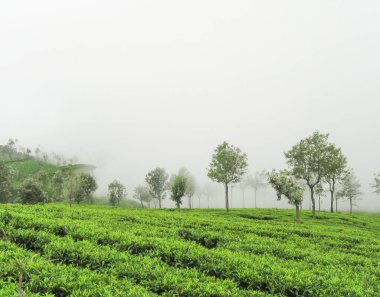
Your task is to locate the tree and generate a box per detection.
[207,141,248,212]
[0,163,14,203]
[314,183,326,212]
[285,131,331,219]
[178,167,196,209]
[371,173,380,195]
[19,178,47,204]
[73,173,97,204]
[108,180,126,206]
[324,145,348,213]
[134,185,153,208]
[337,172,361,214]
[170,175,187,209]
[247,170,267,208]
[202,183,214,208]
[145,167,169,209]
[267,170,304,223]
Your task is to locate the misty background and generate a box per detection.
[1,1,379,211]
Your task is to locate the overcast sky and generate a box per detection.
[1,1,379,210]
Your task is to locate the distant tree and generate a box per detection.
[178,167,196,209]
[170,175,187,209]
[324,145,348,213]
[247,170,267,208]
[0,163,14,203]
[314,183,327,212]
[108,180,126,206]
[337,172,361,215]
[145,167,169,209]
[238,177,250,208]
[73,173,97,204]
[134,185,153,208]
[202,183,214,208]
[207,142,248,212]
[267,170,304,223]
[285,131,332,219]
[52,170,65,201]
[371,173,380,195]
[19,178,47,204]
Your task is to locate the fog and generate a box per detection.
[1,1,379,211]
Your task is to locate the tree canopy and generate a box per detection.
[207,141,248,211]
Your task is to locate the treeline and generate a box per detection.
[0,139,97,205]
[110,131,379,224]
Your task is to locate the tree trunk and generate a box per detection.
[350,198,352,214]
[296,204,300,224]
[310,187,316,219]
[318,195,321,211]
[158,197,161,208]
[254,189,257,208]
[224,184,229,212]
[335,196,338,213]
[188,196,191,209]
[330,191,334,213]
[140,200,144,208]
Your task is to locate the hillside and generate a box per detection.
[0,205,379,296]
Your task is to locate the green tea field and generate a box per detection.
[0,204,379,297]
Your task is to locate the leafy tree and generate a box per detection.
[267,170,304,223]
[19,178,47,204]
[178,168,196,209]
[73,173,97,204]
[0,163,14,203]
[170,175,187,209]
[108,180,126,206]
[371,173,380,195]
[337,172,361,214]
[324,145,348,213]
[134,185,153,208]
[285,131,331,219]
[207,142,248,211]
[247,170,267,208]
[145,167,169,209]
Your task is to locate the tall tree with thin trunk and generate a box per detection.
[324,145,348,213]
[108,180,126,206]
[337,172,361,214]
[285,131,331,219]
[207,141,248,212]
[267,170,304,223]
[145,167,169,209]
[247,170,267,208]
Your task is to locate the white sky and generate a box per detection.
[1,1,379,210]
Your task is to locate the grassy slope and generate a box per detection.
[0,204,379,296]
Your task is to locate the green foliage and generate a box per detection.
[0,162,14,203]
[337,172,362,214]
[145,167,169,209]
[208,141,248,185]
[19,178,47,204]
[134,185,153,207]
[208,142,248,211]
[170,175,187,208]
[371,173,380,195]
[72,173,98,204]
[285,131,344,218]
[108,180,126,206]
[267,170,304,223]
[0,204,379,296]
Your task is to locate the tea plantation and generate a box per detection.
[0,204,379,297]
